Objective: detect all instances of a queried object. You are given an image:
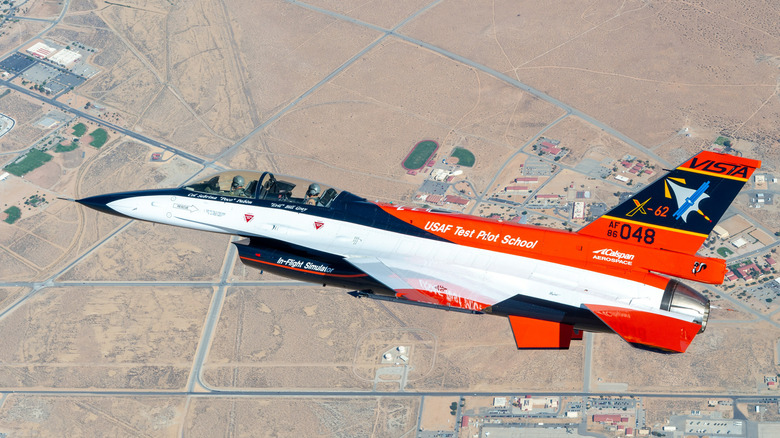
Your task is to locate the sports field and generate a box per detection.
[402,140,438,170]
[4,149,52,176]
[450,147,475,167]
[89,128,108,148]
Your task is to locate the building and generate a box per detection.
[572,201,585,219]
[720,215,753,236]
[443,195,468,205]
[425,194,442,204]
[615,175,630,183]
[505,185,529,192]
[27,42,57,59]
[536,138,565,157]
[541,144,562,155]
[712,225,730,239]
[36,117,58,129]
[514,177,538,183]
[593,414,628,423]
[735,263,761,280]
[520,397,559,411]
[49,49,82,67]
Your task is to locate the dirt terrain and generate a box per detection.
[1,0,779,435]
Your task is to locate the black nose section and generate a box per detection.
[76,193,131,219]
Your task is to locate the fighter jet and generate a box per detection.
[77,151,760,352]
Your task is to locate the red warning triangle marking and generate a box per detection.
[314,221,324,230]
[244,214,254,223]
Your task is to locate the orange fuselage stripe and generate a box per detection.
[378,205,725,287]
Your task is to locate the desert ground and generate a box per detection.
[1,0,780,436]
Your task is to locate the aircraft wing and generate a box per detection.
[345,256,494,312]
[345,256,580,349]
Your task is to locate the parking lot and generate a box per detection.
[588,398,636,410]
[0,53,36,74]
[685,419,743,436]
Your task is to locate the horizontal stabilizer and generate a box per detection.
[507,315,574,349]
[584,304,702,353]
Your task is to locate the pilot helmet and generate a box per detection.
[232,175,245,189]
[307,183,321,197]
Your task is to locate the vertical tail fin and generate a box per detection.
[578,151,761,254]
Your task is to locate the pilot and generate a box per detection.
[304,183,321,205]
[229,175,246,197]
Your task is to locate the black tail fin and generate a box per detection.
[578,151,761,254]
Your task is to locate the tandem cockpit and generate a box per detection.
[181,170,341,208]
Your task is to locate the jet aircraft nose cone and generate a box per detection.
[76,193,134,219]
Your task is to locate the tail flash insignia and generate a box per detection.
[577,151,760,254]
[666,180,710,223]
[626,198,650,217]
[314,221,324,230]
[244,214,254,223]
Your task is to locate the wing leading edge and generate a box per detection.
[345,256,492,312]
[345,256,587,349]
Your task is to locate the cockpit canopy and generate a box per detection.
[181,170,341,208]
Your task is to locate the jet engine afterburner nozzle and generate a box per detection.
[660,280,710,334]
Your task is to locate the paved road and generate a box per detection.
[467,113,569,214]
[209,0,445,165]
[727,240,780,264]
[582,332,594,393]
[0,0,70,59]
[10,16,55,23]
[0,220,134,322]
[0,0,774,421]
[398,34,671,168]
[4,388,779,400]
[187,239,239,392]
[0,79,207,165]
[453,396,463,438]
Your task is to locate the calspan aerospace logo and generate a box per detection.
[593,248,635,265]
